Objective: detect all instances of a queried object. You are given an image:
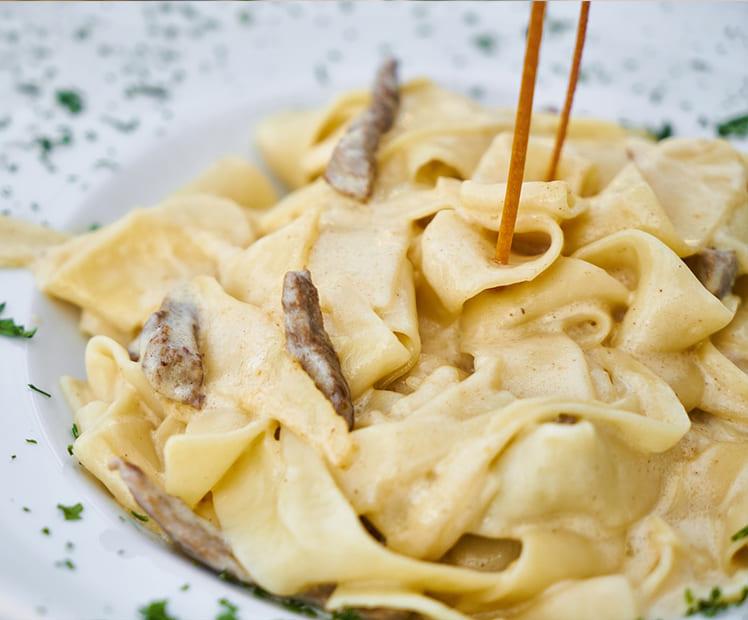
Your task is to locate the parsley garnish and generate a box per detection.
[473,33,496,54]
[67,444,74,456]
[131,510,149,522]
[57,502,83,521]
[25,438,38,444]
[216,598,239,620]
[648,121,673,141]
[0,303,37,338]
[87,222,101,231]
[685,586,748,616]
[71,424,80,439]
[55,89,85,115]
[281,598,317,617]
[28,384,51,398]
[139,599,178,620]
[55,558,75,570]
[179,583,189,592]
[732,525,748,542]
[717,114,748,138]
[332,611,362,620]
[41,527,50,536]
[22,506,30,513]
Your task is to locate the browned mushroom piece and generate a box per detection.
[108,458,249,581]
[282,270,355,429]
[110,459,415,619]
[140,294,204,408]
[686,248,739,299]
[324,58,400,201]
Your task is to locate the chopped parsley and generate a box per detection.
[281,598,317,617]
[717,114,748,138]
[28,384,51,398]
[0,303,37,338]
[57,502,83,521]
[125,84,170,100]
[67,444,74,456]
[71,424,80,439]
[25,438,38,444]
[41,527,50,536]
[55,89,85,115]
[87,222,101,231]
[472,33,496,54]
[685,586,748,617]
[215,598,239,620]
[22,506,31,513]
[732,525,748,542]
[55,558,75,570]
[648,121,673,141]
[131,510,149,522]
[139,599,178,620]
[179,583,189,592]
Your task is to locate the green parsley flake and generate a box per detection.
[179,583,190,592]
[41,527,50,536]
[55,558,75,570]
[125,84,169,100]
[71,424,80,439]
[685,585,748,616]
[139,599,178,620]
[472,33,496,54]
[55,89,85,115]
[67,444,74,456]
[648,122,673,141]
[25,438,38,445]
[0,303,37,338]
[22,506,31,513]
[732,525,748,542]
[332,611,362,620]
[131,511,149,522]
[281,598,317,617]
[216,598,239,620]
[57,502,83,521]
[717,114,748,138]
[87,223,101,231]
[28,384,51,398]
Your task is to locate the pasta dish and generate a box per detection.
[3,58,748,620]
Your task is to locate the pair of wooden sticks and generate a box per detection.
[495,1,591,264]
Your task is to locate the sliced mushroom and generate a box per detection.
[686,248,738,299]
[282,270,355,429]
[324,57,400,201]
[109,458,249,581]
[110,459,414,619]
[140,294,204,408]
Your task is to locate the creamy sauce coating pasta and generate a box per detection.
[11,78,748,620]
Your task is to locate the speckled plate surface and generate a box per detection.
[1,3,747,620]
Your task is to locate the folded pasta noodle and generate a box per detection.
[12,74,748,620]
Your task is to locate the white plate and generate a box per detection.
[1,2,747,619]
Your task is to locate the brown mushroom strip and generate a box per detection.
[140,294,204,408]
[324,57,400,201]
[109,458,249,581]
[110,458,414,618]
[282,270,355,429]
[686,248,739,299]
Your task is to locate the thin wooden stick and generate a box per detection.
[495,1,546,265]
[546,1,590,181]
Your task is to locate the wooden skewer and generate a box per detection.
[546,1,591,182]
[495,1,546,265]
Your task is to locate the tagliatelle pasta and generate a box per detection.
[10,75,748,620]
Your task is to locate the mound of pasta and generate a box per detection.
[7,65,748,620]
